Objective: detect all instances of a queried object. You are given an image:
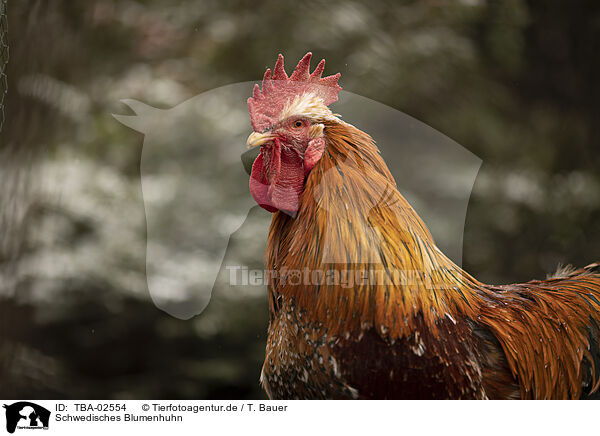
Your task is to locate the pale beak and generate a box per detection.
[246,131,276,149]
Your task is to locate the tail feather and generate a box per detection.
[480,262,600,399]
[582,316,600,399]
[584,262,600,274]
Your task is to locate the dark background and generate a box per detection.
[1,0,599,399]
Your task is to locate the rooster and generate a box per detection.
[245,52,600,399]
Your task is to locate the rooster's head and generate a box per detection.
[246,52,342,214]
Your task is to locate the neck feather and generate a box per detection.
[266,120,482,338]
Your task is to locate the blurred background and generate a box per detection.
[1,0,599,399]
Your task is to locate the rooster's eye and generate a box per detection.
[293,120,304,128]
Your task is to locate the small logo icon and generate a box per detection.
[3,402,50,434]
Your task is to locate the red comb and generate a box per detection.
[248,52,342,132]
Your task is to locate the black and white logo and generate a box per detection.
[3,402,50,434]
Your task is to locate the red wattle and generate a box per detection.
[249,140,305,214]
[249,152,278,213]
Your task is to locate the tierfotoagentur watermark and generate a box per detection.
[114,83,480,319]
[226,265,468,290]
